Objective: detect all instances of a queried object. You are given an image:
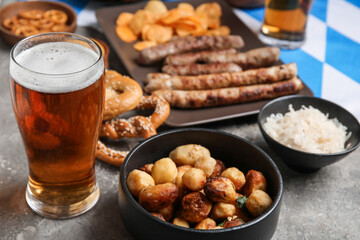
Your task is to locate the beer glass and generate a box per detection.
[259,0,313,49]
[9,33,105,218]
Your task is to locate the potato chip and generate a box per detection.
[114,1,229,44]
[159,9,182,25]
[195,2,222,29]
[177,3,195,14]
[196,2,222,18]
[144,24,173,43]
[194,11,208,30]
[144,1,168,15]
[175,27,192,37]
[129,9,156,35]
[116,12,134,26]
[116,25,138,42]
[141,24,151,41]
[208,17,221,29]
[133,40,157,51]
[205,25,231,36]
[173,18,202,34]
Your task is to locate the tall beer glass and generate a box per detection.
[10,33,105,218]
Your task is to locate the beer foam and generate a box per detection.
[10,42,104,93]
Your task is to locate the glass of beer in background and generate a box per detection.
[9,33,105,218]
[259,0,313,49]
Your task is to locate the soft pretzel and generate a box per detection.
[135,95,171,129]
[103,70,143,121]
[100,95,170,139]
[100,115,157,139]
[96,140,129,167]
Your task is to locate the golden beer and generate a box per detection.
[259,0,313,49]
[10,33,105,218]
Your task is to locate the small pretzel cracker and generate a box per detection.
[96,140,129,167]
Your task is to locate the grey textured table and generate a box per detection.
[1,4,359,240]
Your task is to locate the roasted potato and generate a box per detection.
[222,218,244,228]
[210,202,236,221]
[181,192,212,223]
[242,170,267,197]
[175,165,192,198]
[195,218,217,229]
[220,167,246,192]
[139,183,178,212]
[169,144,210,166]
[128,143,273,230]
[139,163,153,175]
[126,169,155,197]
[158,204,174,222]
[151,212,165,221]
[194,156,216,177]
[234,204,252,223]
[203,177,237,203]
[151,157,177,184]
[210,160,226,178]
[182,168,206,192]
[245,190,273,217]
[173,217,190,228]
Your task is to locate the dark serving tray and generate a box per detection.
[96,0,313,127]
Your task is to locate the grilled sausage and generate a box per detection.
[204,47,280,69]
[162,63,242,76]
[145,63,297,92]
[151,77,303,108]
[164,48,237,65]
[138,35,245,65]
[163,46,279,69]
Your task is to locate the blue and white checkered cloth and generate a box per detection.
[56,0,360,120]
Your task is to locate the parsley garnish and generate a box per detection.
[236,195,248,209]
[218,219,227,227]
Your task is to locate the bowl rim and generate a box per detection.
[0,0,77,42]
[120,127,283,233]
[258,95,360,157]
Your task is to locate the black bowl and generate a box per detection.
[119,128,283,240]
[258,95,360,172]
